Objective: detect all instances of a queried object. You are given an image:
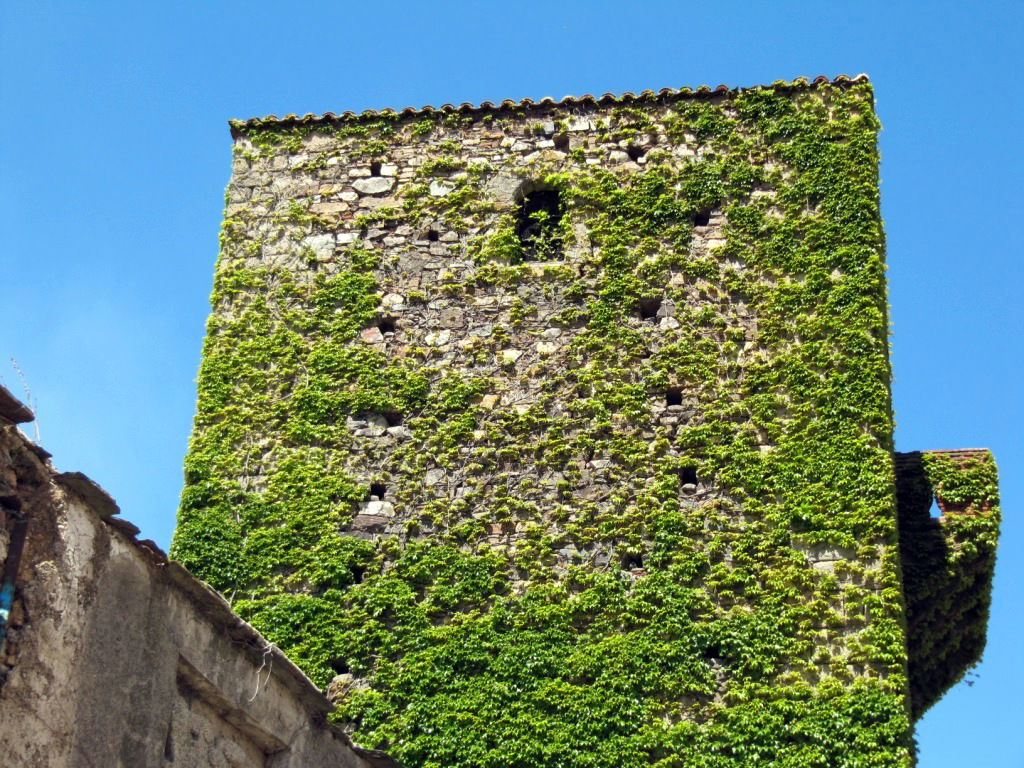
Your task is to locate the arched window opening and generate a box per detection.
[516,187,564,261]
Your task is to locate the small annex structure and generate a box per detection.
[152,74,1000,767]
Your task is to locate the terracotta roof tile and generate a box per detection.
[231,74,870,133]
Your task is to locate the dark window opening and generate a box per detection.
[370,161,382,176]
[369,482,387,500]
[377,317,397,334]
[679,465,699,491]
[552,133,570,151]
[516,187,564,261]
[693,210,711,227]
[329,658,350,674]
[666,387,683,406]
[637,298,661,320]
[383,411,403,427]
[427,229,440,242]
[626,144,645,162]
[622,552,644,570]
[703,645,724,666]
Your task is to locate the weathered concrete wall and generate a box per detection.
[0,392,397,768]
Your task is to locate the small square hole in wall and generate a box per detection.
[637,298,661,320]
[552,133,570,151]
[621,552,644,570]
[383,411,403,427]
[626,144,645,161]
[377,317,397,334]
[666,386,683,406]
[427,229,440,241]
[368,482,387,500]
[370,161,382,176]
[703,645,724,666]
[693,210,711,227]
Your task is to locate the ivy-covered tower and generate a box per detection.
[172,75,1000,767]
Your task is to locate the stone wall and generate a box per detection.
[183,80,896,597]
[171,77,1000,766]
[222,107,752,573]
[0,388,396,768]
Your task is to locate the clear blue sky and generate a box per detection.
[2,1,1021,764]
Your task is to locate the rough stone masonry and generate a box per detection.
[170,76,1001,767]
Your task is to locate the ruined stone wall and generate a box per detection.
[173,77,921,766]
[0,396,394,768]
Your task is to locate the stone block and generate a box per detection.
[353,176,395,195]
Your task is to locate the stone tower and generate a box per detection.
[172,75,1000,767]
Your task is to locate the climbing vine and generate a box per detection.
[169,79,956,767]
[896,450,1000,720]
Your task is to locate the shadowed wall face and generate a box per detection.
[894,449,1001,720]
[173,78,920,767]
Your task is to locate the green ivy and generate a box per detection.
[896,451,1000,719]
[169,80,973,767]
